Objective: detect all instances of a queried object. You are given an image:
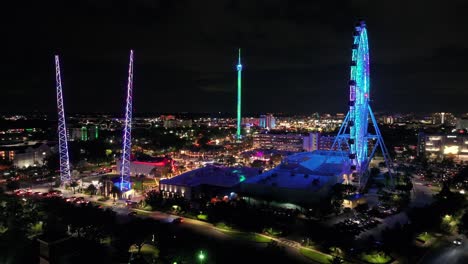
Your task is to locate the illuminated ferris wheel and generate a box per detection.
[333,21,393,188]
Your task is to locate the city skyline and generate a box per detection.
[4,1,468,114]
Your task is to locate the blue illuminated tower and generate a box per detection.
[54,55,71,183]
[236,48,243,140]
[119,50,134,191]
[333,21,394,188]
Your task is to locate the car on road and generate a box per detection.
[65,196,77,202]
[172,217,184,224]
[126,200,138,208]
[128,212,137,217]
[453,238,463,246]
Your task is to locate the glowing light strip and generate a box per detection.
[426,147,440,151]
[55,55,71,183]
[120,50,134,191]
[236,48,242,139]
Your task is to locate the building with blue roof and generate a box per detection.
[240,150,352,206]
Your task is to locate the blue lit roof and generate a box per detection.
[243,150,351,190]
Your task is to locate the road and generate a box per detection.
[419,237,468,264]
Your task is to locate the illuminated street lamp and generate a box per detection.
[198,251,205,264]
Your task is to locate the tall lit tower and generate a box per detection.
[119,50,134,191]
[55,55,71,183]
[236,48,242,140]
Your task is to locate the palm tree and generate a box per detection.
[330,256,344,264]
[98,175,110,197]
[70,181,78,194]
[86,184,97,196]
[110,186,121,202]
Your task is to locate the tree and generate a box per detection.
[226,156,237,166]
[270,154,282,165]
[44,152,60,172]
[70,181,79,194]
[459,212,468,235]
[111,186,121,202]
[86,184,97,196]
[6,180,20,191]
[118,218,157,257]
[251,160,265,168]
[145,190,164,209]
[330,256,344,264]
[99,175,111,197]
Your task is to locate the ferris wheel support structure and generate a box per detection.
[332,21,394,189]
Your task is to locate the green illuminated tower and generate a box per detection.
[236,48,242,140]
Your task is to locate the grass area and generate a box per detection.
[30,221,43,236]
[215,222,233,230]
[129,244,159,257]
[263,227,282,236]
[197,214,209,221]
[220,230,271,243]
[416,232,434,243]
[299,248,333,264]
[134,209,152,216]
[100,237,112,245]
[360,251,392,264]
[97,197,110,202]
[141,205,153,211]
[429,185,441,193]
[0,225,7,235]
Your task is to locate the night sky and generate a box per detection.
[3,0,468,114]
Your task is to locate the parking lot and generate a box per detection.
[333,213,381,237]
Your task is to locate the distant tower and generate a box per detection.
[54,55,71,183]
[236,48,243,140]
[119,50,134,191]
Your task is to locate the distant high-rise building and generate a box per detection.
[417,132,468,162]
[432,112,456,126]
[68,126,99,141]
[242,117,260,126]
[253,133,303,152]
[382,116,394,124]
[259,114,276,129]
[303,132,320,152]
[456,119,468,130]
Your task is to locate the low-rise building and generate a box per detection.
[0,141,51,168]
[116,156,174,177]
[160,165,260,200]
[241,150,351,207]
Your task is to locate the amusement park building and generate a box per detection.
[159,165,260,200]
[240,150,351,206]
[116,156,174,177]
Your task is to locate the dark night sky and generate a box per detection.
[3,0,468,114]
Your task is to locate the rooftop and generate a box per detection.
[243,150,350,190]
[160,165,260,188]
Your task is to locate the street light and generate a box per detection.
[198,251,205,264]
